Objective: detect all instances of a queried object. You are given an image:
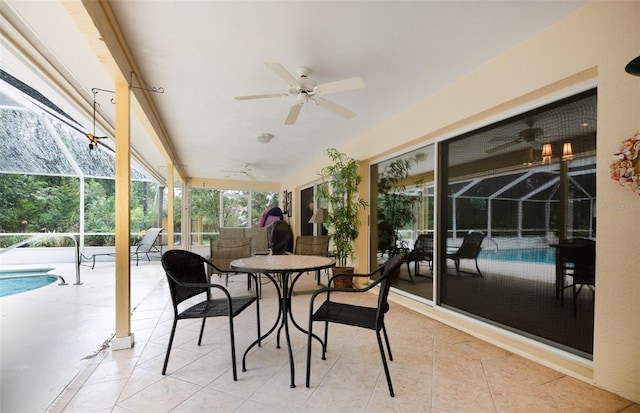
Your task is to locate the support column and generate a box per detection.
[369,163,379,270]
[167,164,175,249]
[354,161,370,287]
[558,160,569,241]
[112,82,133,350]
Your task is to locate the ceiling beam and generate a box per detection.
[63,0,187,181]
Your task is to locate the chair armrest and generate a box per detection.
[204,258,237,274]
[166,271,258,300]
[327,265,383,286]
[314,265,385,306]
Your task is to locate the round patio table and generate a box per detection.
[231,254,335,388]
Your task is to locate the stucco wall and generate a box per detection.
[282,1,640,402]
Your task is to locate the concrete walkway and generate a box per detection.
[0,260,164,413]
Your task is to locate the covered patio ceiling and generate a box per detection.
[0,1,588,184]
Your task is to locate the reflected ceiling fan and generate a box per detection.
[234,62,366,125]
[485,119,545,154]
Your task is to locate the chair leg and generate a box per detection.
[162,319,178,375]
[228,317,238,381]
[376,330,395,397]
[382,323,393,361]
[305,321,314,388]
[475,258,482,277]
[198,318,206,345]
[573,284,584,318]
[322,321,329,360]
[407,265,415,284]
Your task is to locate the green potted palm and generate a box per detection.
[317,148,367,287]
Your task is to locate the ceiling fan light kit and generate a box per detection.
[235,62,366,125]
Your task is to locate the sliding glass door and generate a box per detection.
[370,88,597,358]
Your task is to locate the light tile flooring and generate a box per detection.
[3,261,639,413]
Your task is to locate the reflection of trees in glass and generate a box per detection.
[377,158,416,250]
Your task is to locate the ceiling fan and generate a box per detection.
[234,62,366,125]
[223,163,264,180]
[485,119,545,154]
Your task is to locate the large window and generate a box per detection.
[188,187,278,245]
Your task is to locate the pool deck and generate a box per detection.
[0,260,164,413]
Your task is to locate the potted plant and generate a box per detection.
[317,148,367,287]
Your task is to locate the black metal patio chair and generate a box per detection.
[160,249,261,380]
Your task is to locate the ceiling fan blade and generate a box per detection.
[234,93,288,101]
[284,102,303,125]
[315,77,366,95]
[315,98,356,120]
[485,139,521,154]
[265,62,299,87]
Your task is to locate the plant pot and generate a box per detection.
[332,266,354,288]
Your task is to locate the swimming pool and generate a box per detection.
[479,248,555,264]
[0,268,59,297]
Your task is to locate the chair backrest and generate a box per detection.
[161,250,209,307]
[456,232,485,259]
[413,234,433,254]
[376,252,408,325]
[210,237,252,272]
[560,239,595,284]
[294,235,329,256]
[245,226,270,255]
[219,227,245,239]
[136,228,163,252]
[267,220,293,255]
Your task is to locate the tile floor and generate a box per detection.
[3,260,638,412]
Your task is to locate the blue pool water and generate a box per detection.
[479,248,555,264]
[0,268,58,297]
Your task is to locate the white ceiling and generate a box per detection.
[1,1,588,183]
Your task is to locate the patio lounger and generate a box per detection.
[81,228,164,269]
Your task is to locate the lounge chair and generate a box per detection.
[81,227,164,269]
[446,231,485,277]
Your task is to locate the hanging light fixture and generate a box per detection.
[562,142,574,161]
[541,143,553,164]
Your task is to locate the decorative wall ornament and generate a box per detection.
[610,131,640,195]
[282,190,292,217]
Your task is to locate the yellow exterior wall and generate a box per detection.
[281,1,640,402]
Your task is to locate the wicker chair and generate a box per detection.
[209,237,252,286]
[160,250,261,380]
[305,252,407,397]
[294,235,330,285]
